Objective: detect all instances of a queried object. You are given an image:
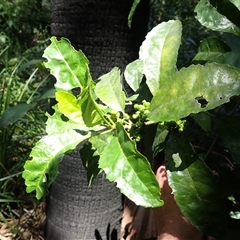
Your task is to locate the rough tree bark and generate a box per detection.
[46,1,150,239]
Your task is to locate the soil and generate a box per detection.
[0,201,46,240]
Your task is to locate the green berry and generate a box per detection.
[143,110,150,116]
[135,136,141,142]
[134,104,140,110]
[123,113,130,120]
[132,113,139,120]
[143,101,150,109]
[110,110,118,116]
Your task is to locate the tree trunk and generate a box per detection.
[46,0,149,239]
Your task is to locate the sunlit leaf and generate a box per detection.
[43,36,90,90]
[229,0,240,10]
[56,91,82,122]
[22,130,91,199]
[139,20,182,95]
[95,67,125,112]
[98,123,163,207]
[45,107,87,135]
[195,0,240,36]
[210,0,240,28]
[165,132,227,237]
[149,63,240,122]
[124,59,143,92]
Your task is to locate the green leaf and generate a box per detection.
[40,88,56,99]
[45,106,105,135]
[139,20,182,95]
[197,37,231,53]
[165,132,227,237]
[0,103,35,128]
[215,116,240,164]
[81,132,114,184]
[56,91,82,122]
[209,0,240,28]
[95,68,125,113]
[193,38,240,68]
[195,0,240,36]
[81,89,104,127]
[229,0,240,10]
[194,50,240,68]
[193,112,212,132]
[152,124,169,157]
[43,36,90,90]
[124,59,143,92]
[80,142,101,185]
[222,32,240,50]
[149,63,240,122]
[45,107,86,135]
[128,0,141,27]
[22,130,91,199]
[98,123,163,207]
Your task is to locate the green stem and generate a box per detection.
[89,89,115,128]
[18,68,38,102]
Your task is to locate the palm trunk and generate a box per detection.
[46,0,149,239]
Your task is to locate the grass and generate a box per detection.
[0,1,51,238]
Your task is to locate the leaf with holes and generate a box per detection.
[22,130,91,199]
[43,36,90,90]
[149,63,240,122]
[56,91,82,123]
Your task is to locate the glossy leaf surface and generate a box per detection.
[45,107,89,135]
[124,59,143,92]
[165,133,227,237]
[23,130,91,199]
[99,123,163,207]
[229,0,240,10]
[209,0,240,28]
[43,36,89,90]
[149,63,240,122]
[139,20,182,95]
[195,0,240,35]
[95,67,125,112]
